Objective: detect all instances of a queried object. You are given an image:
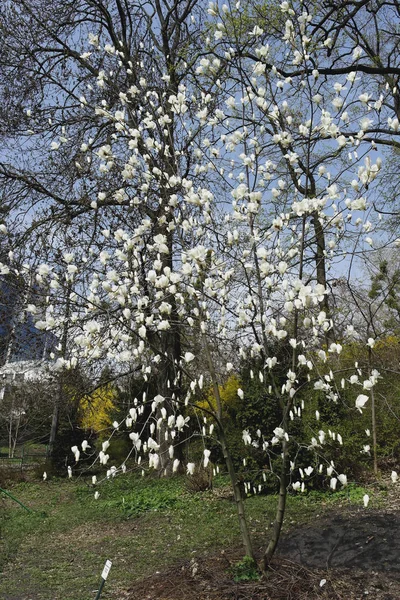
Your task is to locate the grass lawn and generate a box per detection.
[0,471,373,600]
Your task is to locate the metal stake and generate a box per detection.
[94,578,106,600]
[94,560,112,600]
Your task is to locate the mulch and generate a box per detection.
[120,488,400,600]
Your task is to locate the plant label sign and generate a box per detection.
[101,560,112,580]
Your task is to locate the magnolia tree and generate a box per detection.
[2,0,400,573]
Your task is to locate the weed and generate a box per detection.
[230,555,260,582]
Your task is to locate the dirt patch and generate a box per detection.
[278,509,400,572]
[120,550,400,600]
[122,508,400,600]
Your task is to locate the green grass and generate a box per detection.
[0,473,378,600]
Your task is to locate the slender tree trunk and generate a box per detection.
[262,437,288,572]
[312,211,335,343]
[218,426,255,560]
[261,215,306,572]
[157,398,173,475]
[11,414,20,459]
[47,386,61,458]
[157,321,181,475]
[8,397,14,458]
[157,300,181,475]
[201,326,255,560]
[48,281,71,458]
[371,385,378,476]
[368,347,378,476]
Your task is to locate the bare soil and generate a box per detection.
[122,492,400,600]
[121,550,400,599]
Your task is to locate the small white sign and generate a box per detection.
[101,560,112,580]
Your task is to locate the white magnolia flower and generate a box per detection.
[88,32,99,46]
[129,432,141,450]
[273,427,285,439]
[38,264,51,276]
[359,93,371,105]
[355,394,369,412]
[147,437,160,451]
[176,415,190,431]
[242,430,252,445]
[149,453,160,469]
[99,451,109,465]
[186,462,195,475]
[250,25,264,36]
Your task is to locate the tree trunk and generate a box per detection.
[312,211,335,343]
[47,282,71,458]
[368,347,378,476]
[8,400,14,458]
[219,426,256,561]
[262,438,289,572]
[201,327,255,560]
[47,386,60,458]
